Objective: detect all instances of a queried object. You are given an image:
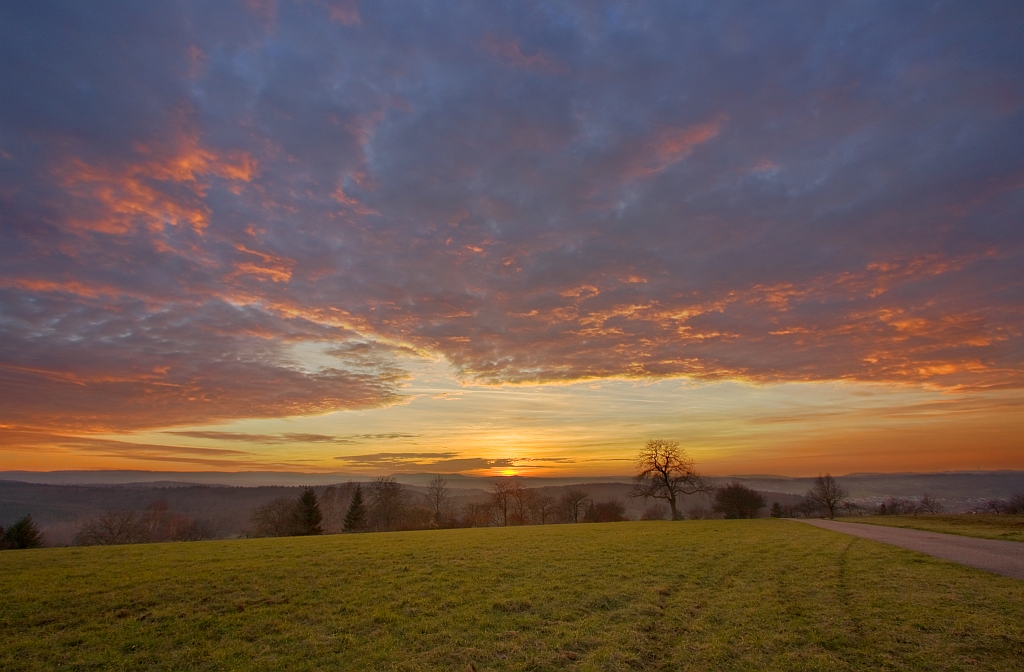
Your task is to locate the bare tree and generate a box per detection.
[138,500,170,541]
[508,482,532,525]
[806,474,848,519]
[489,480,515,526]
[75,510,141,545]
[368,476,409,532]
[425,475,453,528]
[461,501,493,527]
[530,494,558,524]
[560,488,589,523]
[251,497,299,537]
[918,492,943,514]
[593,499,627,522]
[878,497,916,516]
[840,500,864,517]
[627,439,706,520]
[795,498,820,518]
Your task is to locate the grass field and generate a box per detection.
[845,514,1024,543]
[2,520,1023,671]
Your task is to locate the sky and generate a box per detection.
[1,1,1022,478]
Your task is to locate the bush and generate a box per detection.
[641,503,670,520]
[713,483,766,519]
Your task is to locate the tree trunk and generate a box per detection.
[668,496,679,521]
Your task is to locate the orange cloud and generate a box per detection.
[605,115,726,186]
[229,244,295,283]
[56,134,255,235]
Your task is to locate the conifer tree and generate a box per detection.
[343,484,367,532]
[1,515,43,549]
[293,488,323,535]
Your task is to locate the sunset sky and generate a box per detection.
[1,2,1022,477]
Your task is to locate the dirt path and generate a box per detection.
[795,519,1024,580]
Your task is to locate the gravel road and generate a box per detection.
[795,519,1024,580]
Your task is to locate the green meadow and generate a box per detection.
[2,520,1022,671]
[847,514,1024,543]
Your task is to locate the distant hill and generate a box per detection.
[3,470,1020,546]
[715,471,1024,500]
[2,469,1021,497]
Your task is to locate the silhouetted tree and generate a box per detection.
[806,474,848,519]
[173,517,214,541]
[712,483,766,519]
[530,494,557,524]
[1,515,42,549]
[489,480,515,526]
[594,499,627,522]
[460,501,492,528]
[293,488,323,535]
[918,493,943,514]
[368,476,408,532]
[508,482,532,525]
[628,439,706,520]
[583,501,599,523]
[343,484,367,532]
[795,498,820,518]
[138,500,170,541]
[251,497,299,537]
[770,502,784,518]
[878,497,916,516]
[425,475,453,528]
[75,510,142,545]
[560,488,589,523]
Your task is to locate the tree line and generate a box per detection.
[247,477,639,537]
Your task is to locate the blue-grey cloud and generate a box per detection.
[1,0,1022,437]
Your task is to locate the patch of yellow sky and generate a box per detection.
[66,354,1024,477]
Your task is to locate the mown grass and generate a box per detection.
[846,514,1024,543]
[1,520,1022,671]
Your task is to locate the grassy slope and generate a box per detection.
[845,514,1024,542]
[1,520,1022,671]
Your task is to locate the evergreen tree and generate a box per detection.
[343,484,367,532]
[770,502,783,518]
[1,515,43,549]
[293,488,323,535]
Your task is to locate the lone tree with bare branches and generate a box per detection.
[425,475,453,528]
[806,473,848,519]
[628,439,706,520]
